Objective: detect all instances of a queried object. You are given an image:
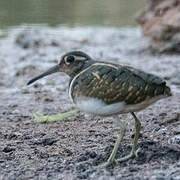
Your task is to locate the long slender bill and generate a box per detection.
[27,65,60,85]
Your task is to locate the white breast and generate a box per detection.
[75,97,126,116]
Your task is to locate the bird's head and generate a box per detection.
[27,51,93,85]
[59,51,92,76]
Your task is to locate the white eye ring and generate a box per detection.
[65,55,75,65]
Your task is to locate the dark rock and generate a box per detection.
[170,135,180,144]
[77,154,89,162]
[41,135,56,146]
[64,148,73,156]
[88,151,97,159]
[76,162,90,173]
[77,151,97,162]
[39,152,49,159]
[3,146,15,153]
[29,135,56,146]
[129,167,139,172]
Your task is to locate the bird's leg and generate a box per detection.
[117,112,141,162]
[107,120,126,164]
[130,112,141,157]
[97,119,126,168]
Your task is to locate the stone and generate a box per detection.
[170,135,180,144]
[137,0,180,53]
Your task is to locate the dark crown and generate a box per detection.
[62,51,92,60]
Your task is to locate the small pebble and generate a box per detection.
[169,135,180,144]
[41,135,56,146]
[156,127,167,135]
[77,155,88,162]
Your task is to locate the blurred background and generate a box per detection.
[0,1,180,179]
[0,0,146,29]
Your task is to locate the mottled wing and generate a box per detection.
[70,62,170,105]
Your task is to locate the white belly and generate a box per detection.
[75,97,126,116]
[74,95,164,116]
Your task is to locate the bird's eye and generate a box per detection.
[66,56,75,64]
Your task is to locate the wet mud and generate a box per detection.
[0,26,180,179]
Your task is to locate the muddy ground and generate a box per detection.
[0,26,180,180]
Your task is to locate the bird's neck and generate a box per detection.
[69,60,95,78]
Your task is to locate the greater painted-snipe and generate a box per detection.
[27,51,172,167]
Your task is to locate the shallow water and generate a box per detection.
[0,0,146,30]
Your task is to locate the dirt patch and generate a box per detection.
[0,26,180,179]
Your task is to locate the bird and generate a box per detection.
[27,51,172,167]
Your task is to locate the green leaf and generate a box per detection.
[33,110,77,123]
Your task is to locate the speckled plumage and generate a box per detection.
[27,51,172,167]
[27,51,171,115]
[69,61,170,106]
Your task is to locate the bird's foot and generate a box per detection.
[92,148,141,170]
[117,148,141,163]
[93,159,117,170]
